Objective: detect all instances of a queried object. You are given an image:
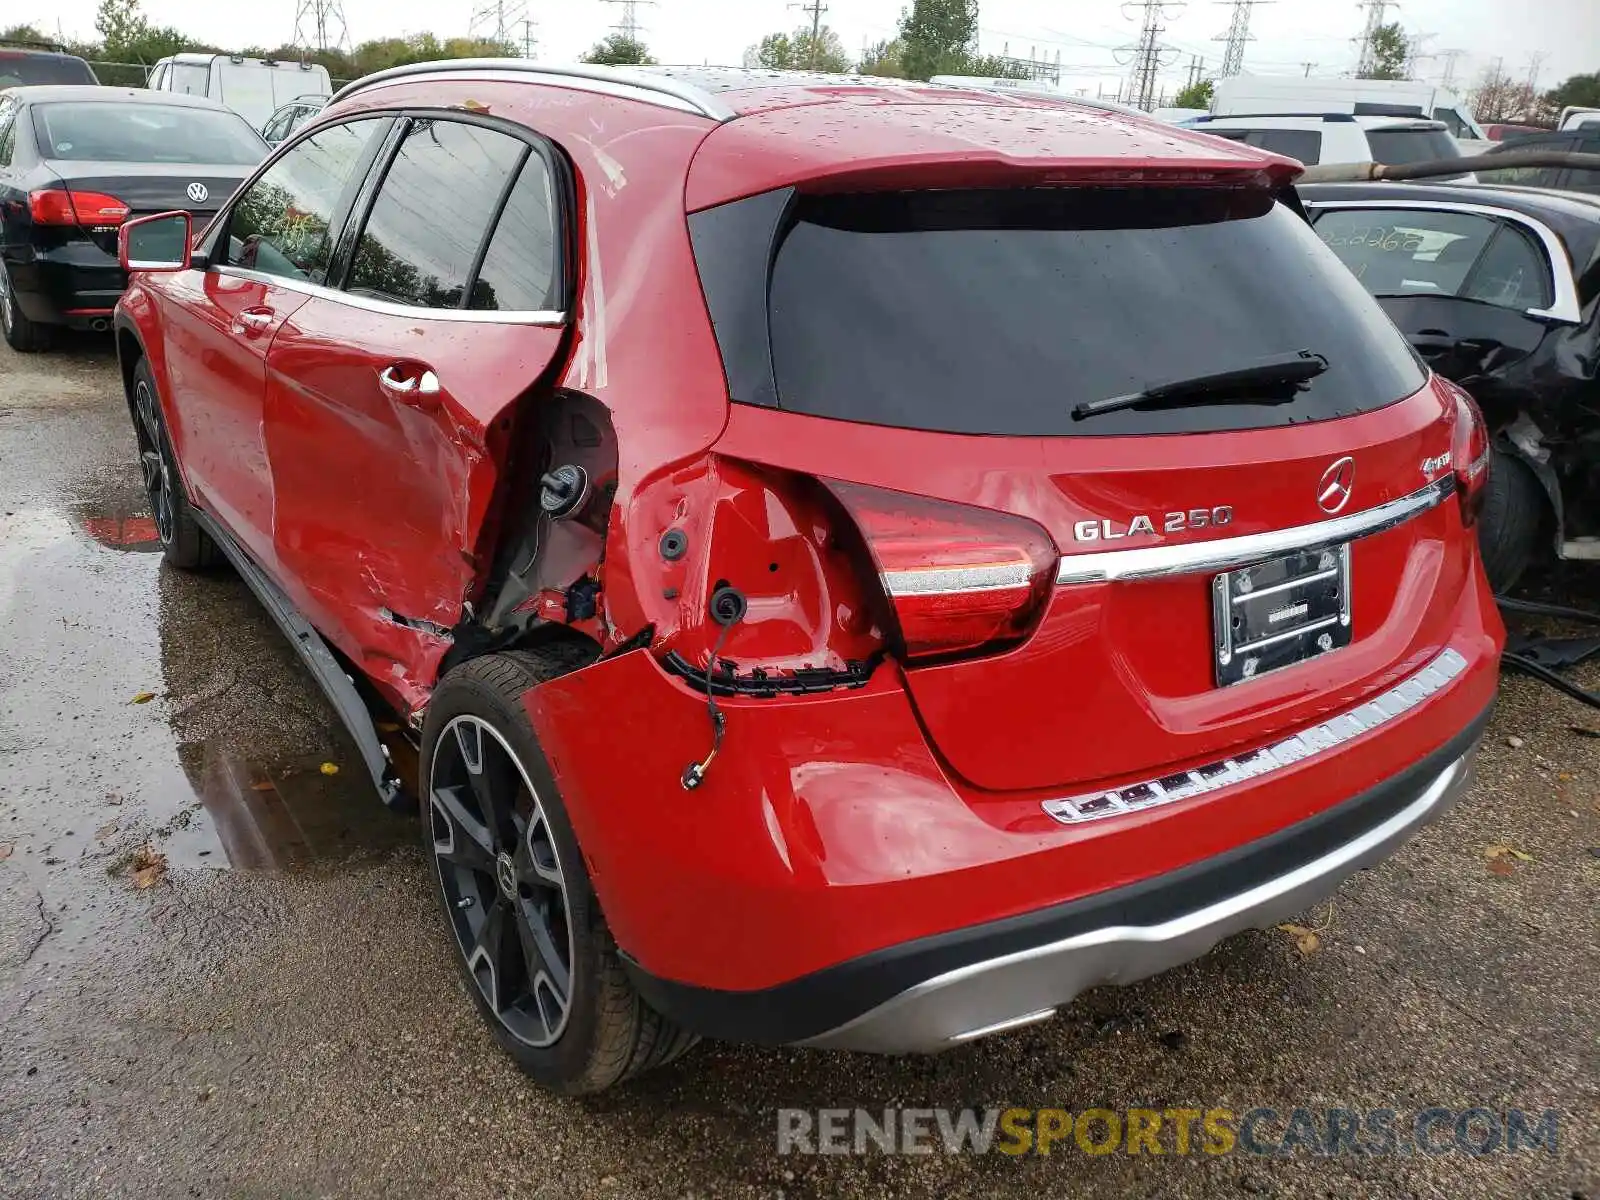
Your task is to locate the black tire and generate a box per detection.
[1477,448,1546,595]
[420,646,697,1094]
[130,358,221,570]
[0,266,52,353]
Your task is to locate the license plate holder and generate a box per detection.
[1213,544,1352,687]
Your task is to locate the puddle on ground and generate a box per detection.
[1,480,416,875]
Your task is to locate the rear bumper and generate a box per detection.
[626,710,1484,1052]
[8,246,124,328]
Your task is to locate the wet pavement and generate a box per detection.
[1,334,1596,1200]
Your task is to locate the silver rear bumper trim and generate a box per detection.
[1056,475,1455,585]
[801,747,1475,1055]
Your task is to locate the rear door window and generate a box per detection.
[468,156,559,311]
[1365,127,1460,165]
[345,119,530,309]
[169,62,209,95]
[1312,207,1553,310]
[696,186,1426,437]
[225,118,384,283]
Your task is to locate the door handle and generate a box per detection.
[232,307,274,336]
[377,364,441,400]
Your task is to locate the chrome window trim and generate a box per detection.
[330,61,734,122]
[1042,646,1470,825]
[212,265,567,326]
[1055,475,1454,585]
[1303,198,1581,323]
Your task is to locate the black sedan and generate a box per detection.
[0,86,266,351]
[1301,181,1600,592]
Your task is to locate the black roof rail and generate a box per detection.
[1191,112,1357,124]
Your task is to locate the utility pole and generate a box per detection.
[1184,53,1204,89]
[1300,60,1317,76]
[521,17,536,58]
[1353,0,1393,78]
[1117,0,1183,112]
[1213,0,1268,78]
[790,0,827,70]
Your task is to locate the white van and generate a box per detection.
[1559,106,1600,131]
[1211,74,1486,141]
[147,54,332,133]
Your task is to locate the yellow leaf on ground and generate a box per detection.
[1484,845,1532,862]
[1487,858,1516,877]
[130,691,156,705]
[319,762,339,776]
[128,845,167,890]
[1295,932,1320,954]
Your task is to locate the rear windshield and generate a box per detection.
[32,102,265,165]
[0,51,96,87]
[695,187,1426,437]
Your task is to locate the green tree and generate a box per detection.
[745,26,851,72]
[1360,21,1408,81]
[858,37,905,78]
[0,23,52,46]
[581,33,655,66]
[899,0,978,80]
[1545,71,1600,114]
[94,0,148,59]
[1172,78,1214,109]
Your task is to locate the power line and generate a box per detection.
[1213,0,1268,78]
[469,0,527,46]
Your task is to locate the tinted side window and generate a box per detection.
[1476,135,1575,188]
[347,120,526,309]
[1461,224,1554,309]
[227,119,381,283]
[1248,129,1322,163]
[1432,108,1470,138]
[469,156,559,311]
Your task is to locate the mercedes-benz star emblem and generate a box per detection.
[494,851,517,901]
[1317,456,1355,515]
[185,182,209,203]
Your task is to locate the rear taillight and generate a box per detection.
[825,481,1058,662]
[28,189,131,228]
[1449,387,1490,526]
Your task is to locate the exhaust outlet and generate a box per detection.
[89,318,110,332]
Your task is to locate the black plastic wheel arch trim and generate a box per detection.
[622,706,1492,1046]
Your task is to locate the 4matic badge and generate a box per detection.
[1073,506,1234,542]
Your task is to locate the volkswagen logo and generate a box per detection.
[185,182,209,204]
[1317,456,1355,514]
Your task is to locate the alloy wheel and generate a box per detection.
[429,715,575,1048]
[0,272,13,335]
[133,381,175,545]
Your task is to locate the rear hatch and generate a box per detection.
[690,173,1481,794]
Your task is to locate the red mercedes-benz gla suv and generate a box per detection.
[113,63,1503,1093]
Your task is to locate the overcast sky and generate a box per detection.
[36,0,1598,101]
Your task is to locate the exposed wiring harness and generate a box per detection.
[681,586,748,790]
[1496,596,1600,712]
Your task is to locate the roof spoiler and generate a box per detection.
[1299,149,1600,183]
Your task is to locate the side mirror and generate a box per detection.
[119,211,192,272]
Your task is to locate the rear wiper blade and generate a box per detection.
[1072,350,1330,421]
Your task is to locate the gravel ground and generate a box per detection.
[0,334,1596,1199]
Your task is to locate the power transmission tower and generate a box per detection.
[1117,0,1183,112]
[1525,51,1547,93]
[1184,53,1204,88]
[1434,47,1464,88]
[470,0,526,47]
[521,17,537,57]
[790,0,827,69]
[1403,30,1433,80]
[292,0,349,53]
[1213,0,1267,77]
[600,0,655,42]
[1353,0,1394,77]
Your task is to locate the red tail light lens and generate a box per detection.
[825,481,1058,662]
[29,189,131,228]
[1449,387,1490,526]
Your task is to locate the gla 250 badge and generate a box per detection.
[1073,506,1234,542]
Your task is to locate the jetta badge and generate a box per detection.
[186,182,209,203]
[1316,456,1355,514]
